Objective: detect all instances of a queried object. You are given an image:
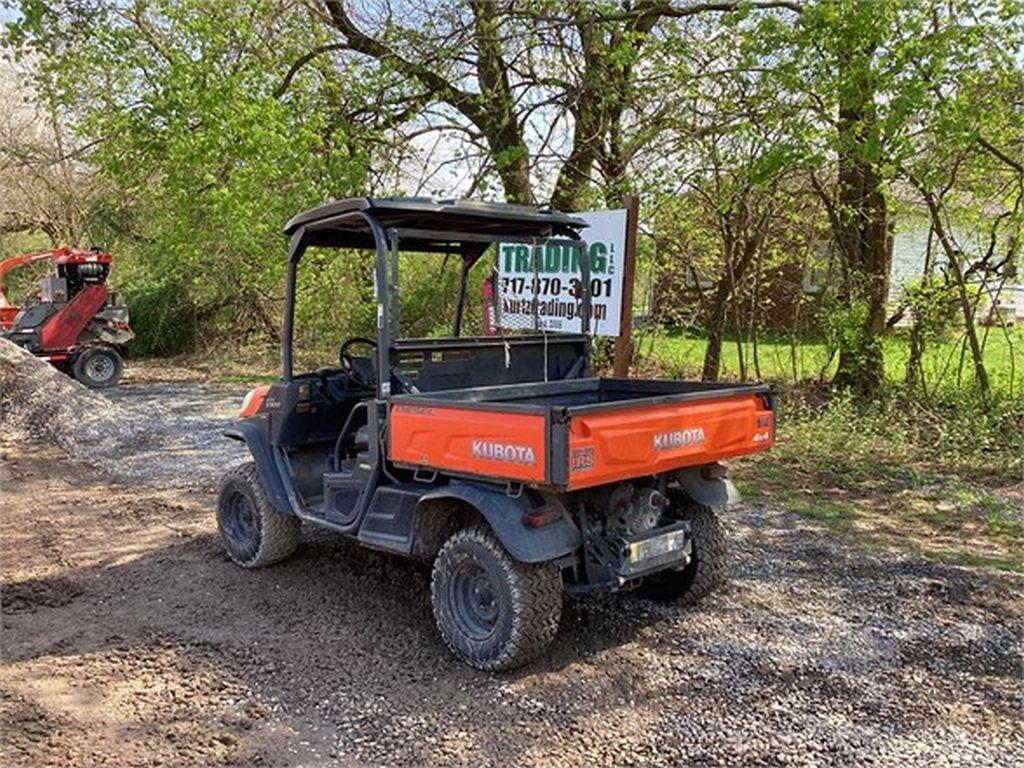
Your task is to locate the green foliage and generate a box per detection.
[901,275,961,342]
[5,0,378,353]
[118,271,195,356]
[648,327,1023,403]
[773,388,1020,481]
[2,0,1021,394]
[821,295,869,361]
[744,385,1023,572]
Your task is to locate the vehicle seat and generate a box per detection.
[353,424,369,452]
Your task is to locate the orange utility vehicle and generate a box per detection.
[217,198,774,670]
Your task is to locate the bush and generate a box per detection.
[119,273,196,356]
[773,387,1021,481]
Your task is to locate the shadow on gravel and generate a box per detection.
[4,518,1022,766]
[3,529,658,671]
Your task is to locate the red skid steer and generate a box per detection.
[0,246,134,388]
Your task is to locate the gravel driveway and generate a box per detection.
[1,374,1022,767]
[102,379,250,488]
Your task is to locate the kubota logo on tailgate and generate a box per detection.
[653,427,705,451]
[472,441,536,465]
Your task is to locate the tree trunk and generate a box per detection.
[550,17,603,211]
[919,193,991,401]
[701,232,762,381]
[702,276,732,381]
[830,66,891,397]
[904,227,935,393]
[323,0,536,204]
[469,0,534,204]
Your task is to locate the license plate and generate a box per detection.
[628,528,687,563]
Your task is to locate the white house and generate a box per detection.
[889,215,1023,325]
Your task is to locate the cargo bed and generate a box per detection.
[388,378,775,490]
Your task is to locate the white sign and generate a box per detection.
[494,208,627,337]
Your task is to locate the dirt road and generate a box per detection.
[2,376,1022,767]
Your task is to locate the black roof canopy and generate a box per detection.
[283,196,587,254]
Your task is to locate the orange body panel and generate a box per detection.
[0,306,17,330]
[389,404,547,483]
[38,284,108,349]
[566,394,773,490]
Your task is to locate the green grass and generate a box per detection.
[984,511,1024,540]
[912,547,1024,574]
[733,478,761,499]
[734,386,1023,573]
[754,460,1024,572]
[644,326,1023,398]
[783,493,860,530]
[213,372,279,385]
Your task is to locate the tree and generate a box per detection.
[644,16,800,381]
[5,0,379,353]
[738,0,1023,396]
[316,1,802,208]
[0,57,102,244]
[897,0,1024,402]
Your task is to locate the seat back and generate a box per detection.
[390,335,587,392]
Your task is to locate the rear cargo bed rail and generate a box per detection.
[388,377,775,490]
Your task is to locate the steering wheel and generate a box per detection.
[339,336,378,389]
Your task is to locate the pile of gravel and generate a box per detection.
[0,338,152,458]
[0,338,245,488]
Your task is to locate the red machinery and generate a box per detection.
[0,246,134,387]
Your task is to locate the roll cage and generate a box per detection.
[280,197,592,397]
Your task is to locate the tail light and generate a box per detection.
[523,504,563,528]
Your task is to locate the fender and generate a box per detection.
[224,422,293,515]
[417,482,581,564]
[674,466,742,508]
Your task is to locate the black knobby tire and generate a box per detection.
[72,345,124,388]
[431,525,562,671]
[643,504,727,605]
[216,462,300,568]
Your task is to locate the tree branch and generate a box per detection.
[977,135,1024,176]
[321,1,487,128]
[273,42,349,98]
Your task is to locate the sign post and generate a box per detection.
[613,195,639,377]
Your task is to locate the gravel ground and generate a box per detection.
[0,340,246,489]
[101,378,248,488]
[1,366,1022,766]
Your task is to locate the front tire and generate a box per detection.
[642,504,727,605]
[72,345,124,388]
[216,462,300,568]
[431,526,562,671]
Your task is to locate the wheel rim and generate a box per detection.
[85,353,116,382]
[221,490,260,561]
[449,559,499,639]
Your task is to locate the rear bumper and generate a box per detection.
[567,520,692,594]
[616,521,691,578]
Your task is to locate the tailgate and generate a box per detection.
[565,393,773,490]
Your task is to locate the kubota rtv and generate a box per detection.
[217,197,774,670]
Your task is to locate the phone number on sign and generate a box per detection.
[500,276,615,299]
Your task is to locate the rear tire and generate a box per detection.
[642,504,726,605]
[72,345,124,388]
[431,525,562,671]
[216,462,300,568]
